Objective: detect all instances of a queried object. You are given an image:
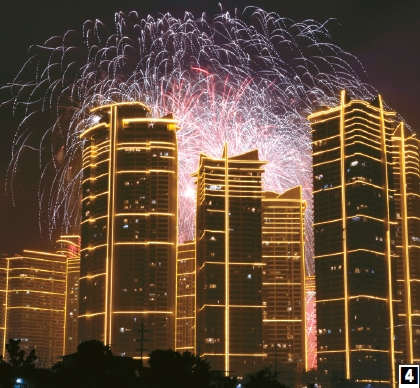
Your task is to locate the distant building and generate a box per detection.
[309,91,398,386]
[56,235,80,355]
[0,254,7,355]
[262,186,307,382]
[391,123,420,364]
[175,240,196,353]
[79,102,178,358]
[194,145,265,377]
[1,250,66,367]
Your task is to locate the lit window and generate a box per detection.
[355,268,360,273]
[209,284,217,289]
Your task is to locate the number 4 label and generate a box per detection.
[400,365,419,388]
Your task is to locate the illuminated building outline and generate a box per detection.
[79,102,178,356]
[309,91,398,386]
[194,145,266,377]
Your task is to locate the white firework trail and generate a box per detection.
[3,8,376,275]
[3,8,378,363]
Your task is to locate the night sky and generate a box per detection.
[0,0,419,254]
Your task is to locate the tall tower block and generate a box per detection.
[175,240,196,353]
[2,251,66,367]
[79,102,178,357]
[262,187,307,381]
[56,235,81,355]
[309,91,398,386]
[391,123,420,364]
[194,145,266,377]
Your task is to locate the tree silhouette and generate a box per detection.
[0,339,38,387]
[52,340,140,388]
[244,366,288,388]
[146,349,211,388]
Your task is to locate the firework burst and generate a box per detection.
[4,8,377,277]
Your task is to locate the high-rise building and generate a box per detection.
[309,91,398,386]
[79,102,178,358]
[1,250,66,367]
[391,123,420,364]
[175,240,196,353]
[262,187,307,377]
[56,235,80,355]
[194,145,265,376]
[0,254,7,355]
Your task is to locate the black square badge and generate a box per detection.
[399,365,419,388]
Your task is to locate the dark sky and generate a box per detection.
[0,0,419,254]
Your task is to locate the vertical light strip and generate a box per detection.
[398,123,413,363]
[2,258,9,359]
[299,186,308,371]
[63,250,69,355]
[224,143,230,373]
[174,132,179,351]
[104,112,111,345]
[193,241,196,354]
[104,106,115,345]
[108,104,118,348]
[378,95,395,386]
[175,246,179,351]
[339,90,350,378]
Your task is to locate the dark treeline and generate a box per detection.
[0,339,294,388]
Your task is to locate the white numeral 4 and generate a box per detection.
[405,368,415,383]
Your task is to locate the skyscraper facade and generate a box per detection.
[0,254,7,355]
[79,102,178,357]
[309,91,398,385]
[175,240,196,353]
[1,250,66,367]
[262,187,307,374]
[391,123,420,364]
[56,235,80,355]
[194,146,265,376]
